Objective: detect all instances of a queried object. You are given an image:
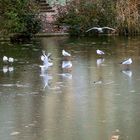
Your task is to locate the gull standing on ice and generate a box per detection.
[9,57,14,63]
[3,56,8,62]
[3,56,14,63]
[40,51,53,70]
[120,58,132,70]
[121,58,132,65]
[62,50,71,56]
[96,49,105,55]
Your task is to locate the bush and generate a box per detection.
[0,0,41,39]
[116,0,140,35]
[55,0,116,36]
[55,0,140,36]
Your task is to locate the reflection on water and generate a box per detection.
[121,69,132,77]
[0,36,140,140]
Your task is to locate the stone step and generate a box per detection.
[39,3,50,6]
[40,9,55,12]
[38,0,47,3]
[40,5,52,10]
[35,0,55,13]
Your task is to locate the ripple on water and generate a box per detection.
[0,84,30,88]
[10,131,20,136]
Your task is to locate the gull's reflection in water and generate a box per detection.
[8,66,14,72]
[40,68,52,89]
[62,61,72,69]
[96,58,105,66]
[60,73,72,79]
[61,60,72,79]
[3,66,8,73]
[121,70,132,77]
[3,66,14,73]
[40,73,53,89]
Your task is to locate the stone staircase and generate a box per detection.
[36,0,67,33]
[36,0,55,12]
[36,0,57,33]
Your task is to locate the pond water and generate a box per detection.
[0,36,140,140]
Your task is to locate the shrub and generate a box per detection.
[116,0,140,35]
[0,0,41,37]
[55,0,116,36]
[55,0,140,36]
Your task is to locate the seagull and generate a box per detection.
[40,50,53,70]
[41,51,52,60]
[8,57,14,63]
[3,56,8,62]
[96,49,105,55]
[62,61,72,69]
[86,26,116,33]
[3,56,14,63]
[41,52,52,61]
[120,58,132,70]
[62,50,71,56]
[41,52,49,66]
[120,58,132,65]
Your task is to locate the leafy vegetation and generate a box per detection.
[55,0,140,36]
[116,0,140,35]
[0,0,41,37]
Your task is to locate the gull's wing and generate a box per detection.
[42,50,48,58]
[86,27,99,32]
[96,49,105,55]
[102,27,116,31]
[47,53,52,58]
[48,62,53,67]
[41,55,45,61]
[122,58,132,65]
[120,58,129,64]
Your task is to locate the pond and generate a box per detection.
[0,36,140,140]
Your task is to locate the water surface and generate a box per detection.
[0,36,140,140]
